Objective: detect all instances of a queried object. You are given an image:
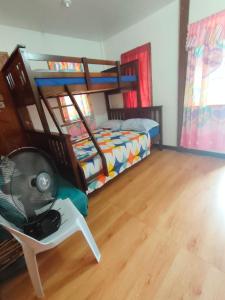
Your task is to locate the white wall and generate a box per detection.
[0,24,104,58]
[91,93,108,126]
[103,1,179,146]
[189,0,225,24]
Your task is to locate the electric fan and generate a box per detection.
[0,147,61,240]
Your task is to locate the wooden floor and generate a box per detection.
[2,150,225,299]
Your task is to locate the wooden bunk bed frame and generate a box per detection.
[2,45,162,192]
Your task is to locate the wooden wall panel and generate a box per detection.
[0,52,27,155]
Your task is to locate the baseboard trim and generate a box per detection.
[180,147,225,159]
[162,145,178,151]
[162,145,225,159]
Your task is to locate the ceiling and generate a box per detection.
[0,0,174,41]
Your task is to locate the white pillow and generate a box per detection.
[99,120,123,130]
[121,118,159,132]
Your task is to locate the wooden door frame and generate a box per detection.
[177,0,190,146]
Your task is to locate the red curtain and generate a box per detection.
[121,43,152,108]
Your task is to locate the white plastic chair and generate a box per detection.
[0,198,101,298]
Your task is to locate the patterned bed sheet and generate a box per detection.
[73,129,151,193]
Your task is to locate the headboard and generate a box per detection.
[107,106,161,121]
[107,106,163,148]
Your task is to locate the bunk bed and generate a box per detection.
[2,45,162,193]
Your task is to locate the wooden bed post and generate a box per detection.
[82,58,91,90]
[104,92,111,120]
[133,60,141,108]
[177,0,190,146]
[158,106,163,150]
[116,61,121,89]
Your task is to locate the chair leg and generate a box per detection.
[22,245,44,298]
[78,217,101,263]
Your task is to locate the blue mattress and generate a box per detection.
[35,75,137,87]
[149,126,160,139]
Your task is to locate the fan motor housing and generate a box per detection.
[33,172,51,192]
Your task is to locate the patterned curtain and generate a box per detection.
[181,10,225,153]
[48,61,96,137]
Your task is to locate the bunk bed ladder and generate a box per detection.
[38,88,63,134]
[64,85,108,177]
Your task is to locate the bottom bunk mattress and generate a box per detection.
[73,129,151,193]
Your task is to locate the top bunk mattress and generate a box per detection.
[35,75,137,87]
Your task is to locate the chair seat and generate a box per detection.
[40,199,81,247]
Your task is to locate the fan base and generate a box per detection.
[23,210,61,240]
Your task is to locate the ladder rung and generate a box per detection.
[71,136,90,144]
[61,120,83,127]
[52,104,73,109]
[80,152,98,163]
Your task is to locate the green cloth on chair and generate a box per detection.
[0,174,27,240]
[57,176,88,217]
[0,198,26,241]
[0,198,26,228]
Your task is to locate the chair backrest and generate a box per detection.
[0,199,80,252]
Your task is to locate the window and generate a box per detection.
[59,95,91,122]
[205,57,225,105]
[192,47,225,106]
